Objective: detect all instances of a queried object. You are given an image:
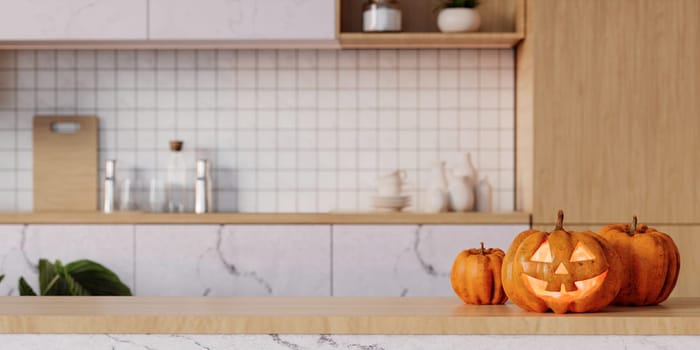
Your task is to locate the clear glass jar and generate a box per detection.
[363,0,402,32]
[166,140,188,213]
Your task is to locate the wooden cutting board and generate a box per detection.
[33,116,99,212]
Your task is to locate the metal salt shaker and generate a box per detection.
[103,160,116,213]
[194,159,212,214]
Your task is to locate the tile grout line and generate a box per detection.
[214,50,220,211]
[132,224,137,294]
[334,51,340,211]
[314,50,320,213]
[329,224,334,297]
[13,51,19,210]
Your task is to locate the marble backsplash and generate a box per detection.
[0,224,525,296]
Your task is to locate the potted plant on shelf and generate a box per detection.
[435,0,481,33]
[2,259,133,296]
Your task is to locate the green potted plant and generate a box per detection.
[435,0,481,33]
[4,259,131,296]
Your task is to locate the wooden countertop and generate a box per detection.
[0,297,698,335]
[0,212,531,225]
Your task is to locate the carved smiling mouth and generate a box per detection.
[523,270,608,302]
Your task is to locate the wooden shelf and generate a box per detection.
[0,297,698,334]
[337,0,525,49]
[0,212,530,225]
[339,32,524,49]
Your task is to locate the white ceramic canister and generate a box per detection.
[363,0,402,32]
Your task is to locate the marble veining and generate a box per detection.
[0,334,697,350]
[333,224,525,297]
[0,0,147,40]
[0,224,135,296]
[148,0,334,39]
[213,224,273,294]
[0,224,522,296]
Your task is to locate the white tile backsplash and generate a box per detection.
[0,49,514,212]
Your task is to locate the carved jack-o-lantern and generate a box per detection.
[502,211,623,313]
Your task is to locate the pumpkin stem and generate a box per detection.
[480,242,485,255]
[555,210,564,230]
[628,215,638,235]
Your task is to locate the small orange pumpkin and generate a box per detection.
[502,210,623,313]
[450,242,507,305]
[598,216,680,306]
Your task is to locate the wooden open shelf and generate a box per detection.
[339,32,523,49]
[338,0,525,49]
[0,212,530,225]
[0,297,698,334]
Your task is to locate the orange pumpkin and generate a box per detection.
[502,210,623,313]
[450,242,507,305]
[598,216,680,306]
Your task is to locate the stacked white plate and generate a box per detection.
[372,195,411,212]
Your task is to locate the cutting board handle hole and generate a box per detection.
[50,121,81,133]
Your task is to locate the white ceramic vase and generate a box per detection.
[425,161,449,213]
[447,171,475,212]
[476,176,493,212]
[437,8,481,33]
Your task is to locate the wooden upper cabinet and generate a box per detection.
[148,0,336,40]
[0,0,147,40]
[529,0,700,224]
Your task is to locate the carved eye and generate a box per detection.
[530,241,553,263]
[569,241,595,262]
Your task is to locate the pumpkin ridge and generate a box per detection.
[642,234,668,305]
[654,231,680,304]
[489,254,506,304]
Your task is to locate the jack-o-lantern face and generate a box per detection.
[502,211,623,314]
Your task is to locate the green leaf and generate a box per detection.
[58,261,90,296]
[19,258,131,296]
[18,277,37,296]
[435,0,480,10]
[38,259,71,295]
[42,275,61,295]
[39,259,56,295]
[64,260,132,296]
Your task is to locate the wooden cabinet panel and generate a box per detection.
[530,0,700,224]
[533,224,700,298]
[149,0,335,40]
[0,0,147,40]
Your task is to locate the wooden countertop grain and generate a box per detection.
[0,297,697,335]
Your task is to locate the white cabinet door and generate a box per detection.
[149,0,335,40]
[0,0,147,40]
